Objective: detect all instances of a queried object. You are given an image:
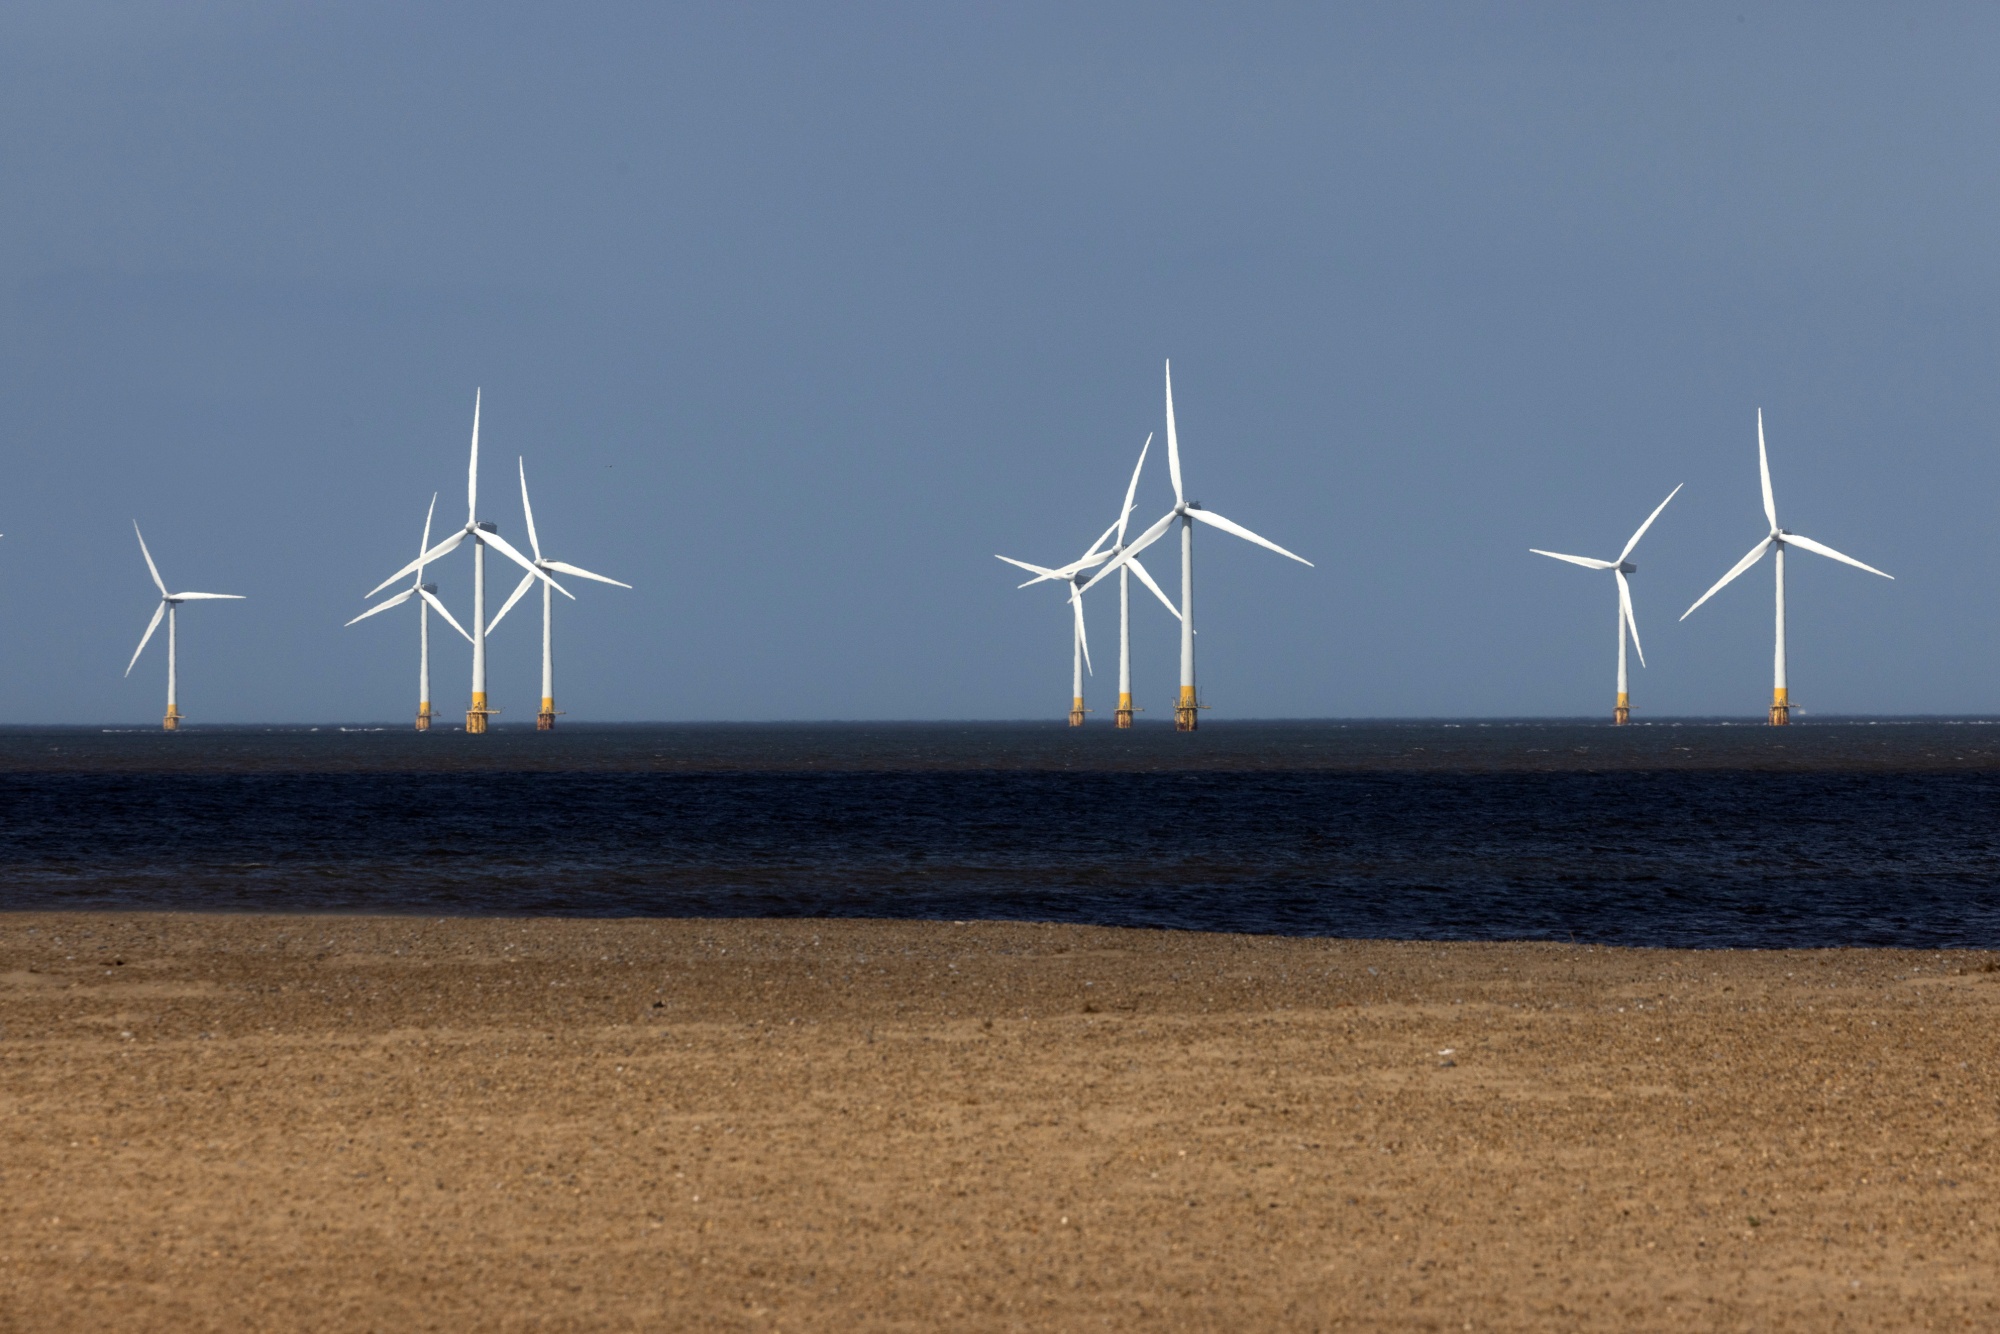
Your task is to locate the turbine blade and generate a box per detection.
[1186,507,1312,566]
[1082,517,1120,563]
[1783,531,1893,580]
[998,554,1064,587]
[1072,591,1092,676]
[1617,483,1683,562]
[344,588,415,626]
[415,492,438,581]
[369,529,465,597]
[467,388,481,525]
[168,592,244,601]
[125,601,166,676]
[419,588,473,643]
[518,457,542,562]
[1118,433,1153,545]
[481,529,574,598]
[1758,409,1777,530]
[543,559,632,589]
[133,523,167,595]
[1529,549,1616,571]
[1126,555,1182,620]
[1616,570,1644,668]
[1077,509,1177,596]
[1164,361,1183,506]
[486,569,538,634]
[1681,536,1774,620]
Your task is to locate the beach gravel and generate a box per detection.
[0,913,1996,1329]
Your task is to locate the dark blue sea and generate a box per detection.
[6,720,2000,948]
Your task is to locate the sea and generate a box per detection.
[4,720,2000,949]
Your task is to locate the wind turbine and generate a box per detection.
[999,433,1180,726]
[124,522,244,731]
[365,390,564,732]
[1078,361,1312,730]
[998,540,1104,727]
[345,493,473,730]
[1530,484,1682,724]
[1680,410,1892,725]
[485,458,631,729]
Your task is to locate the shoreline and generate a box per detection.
[4,913,1996,1329]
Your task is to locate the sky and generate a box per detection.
[0,2,1995,722]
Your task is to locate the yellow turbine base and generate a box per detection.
[1114,692,1134,729]
[538,696,557,731]
[1613,691,1630,726]
[1175,685,1198,732]
[1068,697,1086,728]
[1770,686,1790,727]
[415,703,432,733]
[466,692,494,734]
[162,705,182,733]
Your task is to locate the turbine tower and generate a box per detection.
[365,391,563,732]
[486,458,631,729]
[345,494,473,729]
[999,433,1179,727]
[1680,410,1892,725]
[1530,484,1681,724]
[124,522,244,731]
[1079,361,1311,730]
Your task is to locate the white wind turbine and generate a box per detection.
[1530,484,1682,725]
[485,458,631,729]
[998,433,1180,726]
[1680,410,1892,725]
[1077,361,1311,730]
[124,522,244,731]
[344,493,473,730]
[998,534,1104,727]
[364,390,564,732]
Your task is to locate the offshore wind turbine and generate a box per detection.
[1680,410,1892,725]
[485,458,631,729]
[124,523,244,731]
[1530,484,1681,725]
[344,493,473,730]
[1000,434,1180,726]
[365,391,564,732]
[997,540,1104,727]
[1078,361,1311,730]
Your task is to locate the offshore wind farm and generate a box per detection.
[11,9,2000,1333]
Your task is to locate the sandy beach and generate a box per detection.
[1,914,1996,1330]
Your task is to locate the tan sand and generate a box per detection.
[0,913,1996,1331]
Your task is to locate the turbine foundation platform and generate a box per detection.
[1068,697,1086,728]
[1769,687,1790,727]
[1114,692,1134,729]
[162,705,182,733]
[415,703,432,733]
[466,693,495,734]
[538,697,557,731]
[1613,692,1630,726]
[1175,685,1198,732]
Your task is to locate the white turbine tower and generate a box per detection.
[364,390,563,732]
[1530,484,1682,725]
[124,523,244,731]
[998,433,1180,726]
[1078,361,1311,730]
[1680,410,1893,725]
[485,458,631,729]
[345,493,473,730]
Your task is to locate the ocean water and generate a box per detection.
[5,720,2000,948]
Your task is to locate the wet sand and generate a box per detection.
[1,914,1996,1330]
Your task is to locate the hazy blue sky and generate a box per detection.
[0,3,1995,722]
